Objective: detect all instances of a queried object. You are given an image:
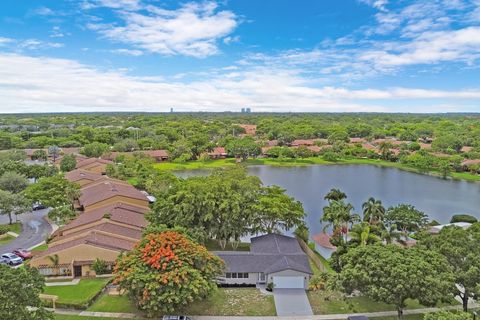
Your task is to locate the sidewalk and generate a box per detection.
[50,302,479,320]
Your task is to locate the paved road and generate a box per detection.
[273,289,313,316]
[0,208,52,253]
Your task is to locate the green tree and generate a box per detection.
[24,174,80,209]
[47,145,61,162]
[0,171,28,193]
[0,265,53,320]
[31,149,48,161]
[59,154,77,172]
[321,200,359,242]
[48,205,76,225]
[337,245,454,319]
[419,225,480,311]
[114,229,224,316]
[385,204,428,240]
[252,185,306,233]
[226,136,260,161]
[362,197,385,225]
[324,188,347,202]
[81,142,109,158]
[349,222,381,246]
[0,190,31,224]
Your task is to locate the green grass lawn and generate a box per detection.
[178,288,276,316]
[205,239,250,251]
[43,278,111,307]
[31,243,49,251]
[0,234,16,246]
[308,290,460,315]
[87,294,138,313]
[55,315,131,320]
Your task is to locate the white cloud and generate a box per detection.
[0,53,478,113]
[18,39,64,50]
[88,1,238,58]
[223,35,240,45]
[81,0,141,11]
[358,0,389,12]
[111,48,143,56]
[32,7,55,16]
[0,37,14,46]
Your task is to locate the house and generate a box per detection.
[428,222,472,234]
[78,180,150,212]
[30,203,148,277]
[461,159,480,172]
[208,147,228,159]
[461,146,473,153]
[291,139,315,147]
[216,234,312,289]
[76,158,113,174]
[103,150,169,162]
[237,124,257,136]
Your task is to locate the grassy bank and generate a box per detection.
[43,278,111,308]
[153,157,480,182]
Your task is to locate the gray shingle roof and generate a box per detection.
[216,234,313,275]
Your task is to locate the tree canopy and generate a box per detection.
[114,228,224,316]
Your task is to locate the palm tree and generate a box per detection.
[350,222,381,246]
[362,197,385,225]
[321,200,359,242]
[378,142,392,160]
[324,188,347,202]
[47,254,60,276]
[381,223,401,244]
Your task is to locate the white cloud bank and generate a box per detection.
[87,1,239,58]
[0,53,479,113]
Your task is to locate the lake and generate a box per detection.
[176,164,480,237]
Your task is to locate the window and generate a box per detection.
[226,273,231,278]
[238,273,244,278]
[243,273,249,278]
[231,273,237,278]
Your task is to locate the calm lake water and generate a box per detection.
[176,165,480,237]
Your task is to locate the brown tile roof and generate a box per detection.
[291,139,315,146]
[60,203,148,232]
[65,169,104,183]
[55,221,142,243]
[461,146,474,153]
[266,140,278,147]
[208,147,227,156]
[61,147,81,155]
[461,159,480,166]
[418,142,432,149]
[79,176,131,190]
[76,157,113,169]
[36,231,137,258]
[143,149,169,158]
[349,137,367,143]
[78,180,148,207]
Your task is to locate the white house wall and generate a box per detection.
[267,269,310,289]
[219,272,258,285]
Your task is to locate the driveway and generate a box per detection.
[0,208,52,253]
[273,289,313,316]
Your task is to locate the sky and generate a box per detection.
[0,0,479,113]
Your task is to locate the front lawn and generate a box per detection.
[43,278,111,308]
[31,243,49,251]
[87,294,138,313]
[308,290,460,315]
[179,288,276,316]
[0,234,16,246]
[55,315,129,320]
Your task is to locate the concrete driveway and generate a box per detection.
[273,289,313,316]
[0,208,52,253]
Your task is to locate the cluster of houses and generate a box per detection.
[30,156,151,278]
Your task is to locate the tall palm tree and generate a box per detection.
[362,197,385,225]
[321,200,359,242]
[324,188,347,202]
[350,222,381,246]
[378,142,392,160]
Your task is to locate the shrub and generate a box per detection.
[450,214,478,224]
[266,282,275,291]
[309,272,329,291]
[92,259,110,275]
[0,225,9,235]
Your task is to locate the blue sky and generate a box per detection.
[0,0,479,113]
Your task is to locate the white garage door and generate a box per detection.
[273,276,304,289]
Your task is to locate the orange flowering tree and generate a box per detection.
[114,229,224,316]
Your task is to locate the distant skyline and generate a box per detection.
[0,0,479,113]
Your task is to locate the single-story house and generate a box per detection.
[78,180,150,212]
[208,147,228,159]
[216,234,312,289]
[237,124,257,136]
[428,222,472,234]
